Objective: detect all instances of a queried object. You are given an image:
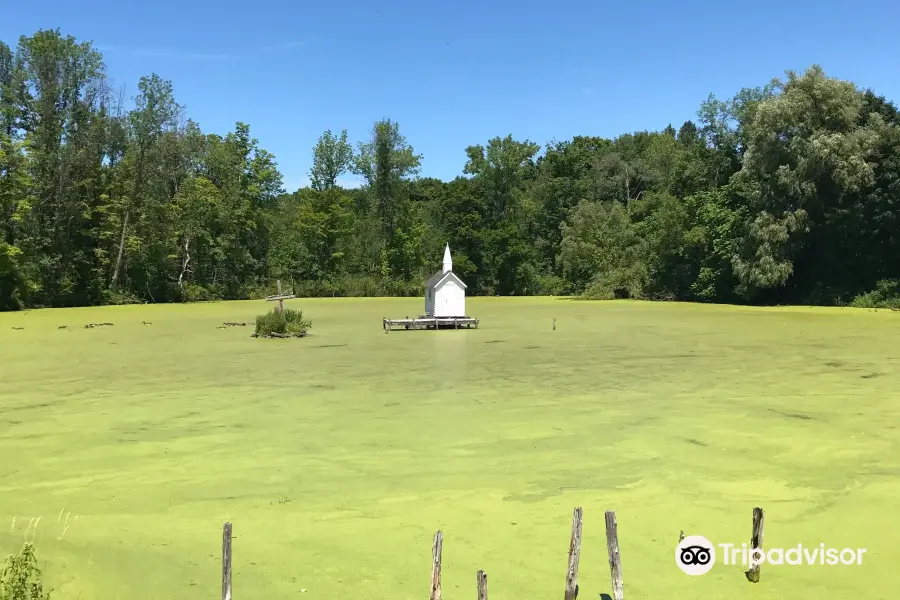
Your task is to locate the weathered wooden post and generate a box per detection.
[266,280,295,314]
[430,530,443,600]
[747,507,765,583]
[605,510,624,600]
[222,522,232,600]
[564,507,583,600]
[476,569,488,600]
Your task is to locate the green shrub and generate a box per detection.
[101,288,142,306]
[0,543,50,600]
[533,273,573,296]
[850,279,900,309]
[254,308,312,338]
[582,263,650,300]
[180,282,225,303]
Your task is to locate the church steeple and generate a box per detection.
[442,244,452,273]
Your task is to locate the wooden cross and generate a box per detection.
[266,279,296,313]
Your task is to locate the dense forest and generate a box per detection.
[2,29,900,311]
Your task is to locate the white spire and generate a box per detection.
[442,243,452,273]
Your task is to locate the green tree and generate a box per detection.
[168,176,222,298]
[463,135,540,294]
[631,192,697,299]
[15,29,107,306]
[110,74,181,291]
[269,188,354,281]
[309,129,353,191]
[685,189,745,302]
[434,176,484,287]
[730,66,881,301]
[558,200,648,298]
[353,119,424,277]
[0,133,33,309]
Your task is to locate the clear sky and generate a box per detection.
[3,0,900,192]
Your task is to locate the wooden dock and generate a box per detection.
[383,316,479,331]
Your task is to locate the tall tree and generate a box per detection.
[0,133,32,309]
[309,129,353,191]
[463,135,540,294]
[352,119,424,277]
[730,66,882,302]
[558,200,648,298]
[16,29,107,305]
[110,74,180,291]
[168,176,222,297]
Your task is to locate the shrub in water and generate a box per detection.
[254,308,312,338]
[0,543,50,600]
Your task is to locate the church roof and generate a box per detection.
[425,270,467,289]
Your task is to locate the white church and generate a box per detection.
[424,244,467,318]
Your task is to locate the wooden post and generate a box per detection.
[276,280,284,313]
[564,507,583,600]
[747,507,765,583]
[222,522,232,600]
[476,570,488,600]
[266,282,295,313]
[430,530,443,600]
[605,510,624,600]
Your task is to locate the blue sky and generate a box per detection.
[4,0,900,192]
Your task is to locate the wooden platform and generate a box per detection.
[383,316,479,331]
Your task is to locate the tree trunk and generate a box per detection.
[111,147,146,291]
[110,207,129,290]
[177,236,191,298]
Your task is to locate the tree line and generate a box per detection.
[3,28,900,310]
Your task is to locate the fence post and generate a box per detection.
[276,280,284,313]
[222,522,232,600]
[476,569,488,600]
[430,530,443,600]
[605,510,624,600]
[747,507,765,583]
[564,507,583,600]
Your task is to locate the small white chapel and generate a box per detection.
[424,244,467,318]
